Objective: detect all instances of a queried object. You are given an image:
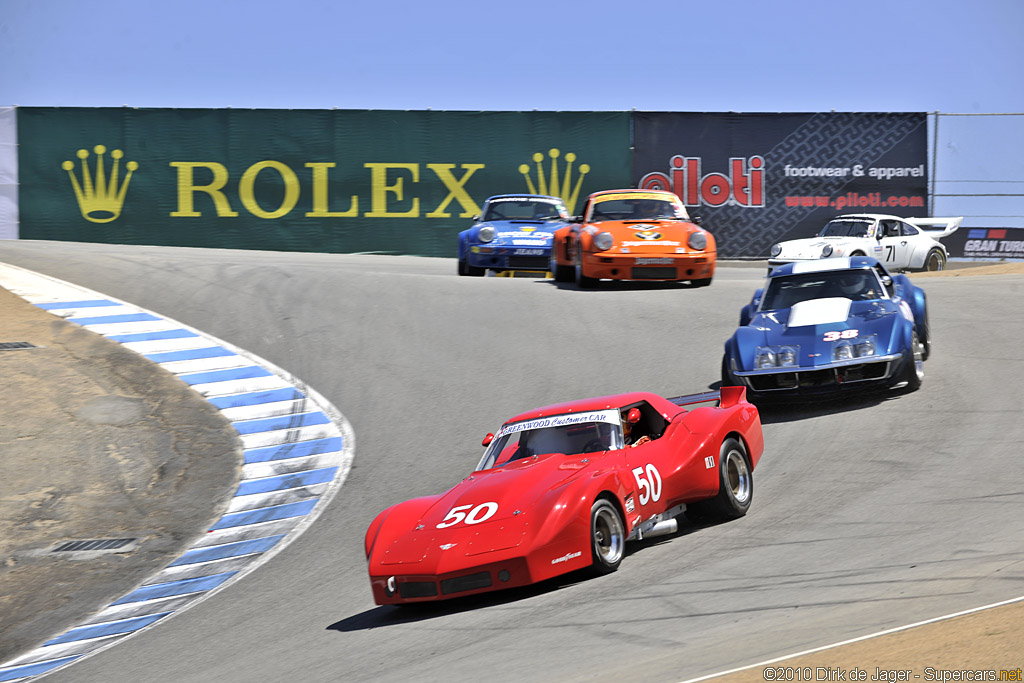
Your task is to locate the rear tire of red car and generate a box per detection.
[589,498,625,574]
[575,246,599,289]
[686,438,752,523]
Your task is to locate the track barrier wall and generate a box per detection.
[4,108,937,258]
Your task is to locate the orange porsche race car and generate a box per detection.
[551,189,716,288]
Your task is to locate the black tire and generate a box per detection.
[900,330,924,393]
[551,253,574,283]
[575,246,599,289]
[691,276,713,288]
[721,354,735,387]
[589,498,626,574]
[923,248,946,272]
[686,437,753,523]
[919,309,931,361]
[458,258,485,277]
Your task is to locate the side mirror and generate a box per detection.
[690,215,704,226]
[570,215,583,223]
[472,215,480,222]
[482,433,494,447]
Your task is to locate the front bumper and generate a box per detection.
[732,352,904,396]
[581,252,715,281]
[467,245,551,271]
[370,556,532,605]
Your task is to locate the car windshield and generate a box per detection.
[482,199,567,222]
[589,198,681,222]
[760,269,885,310]
[476,410,624,471]
[818,220,872,238]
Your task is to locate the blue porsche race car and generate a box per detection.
[722,257,929,401]
[457,194,570,276]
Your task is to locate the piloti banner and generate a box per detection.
[632,112,928,257]
[16,108,630,256]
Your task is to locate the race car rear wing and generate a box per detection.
[668,386,748,410]
[906,216,962,239]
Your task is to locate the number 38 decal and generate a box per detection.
[436,502,498,528]
[631,464,662,505]
[823,329,859,341]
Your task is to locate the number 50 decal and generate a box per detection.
[436,502,498,528]
[631,464,662,505]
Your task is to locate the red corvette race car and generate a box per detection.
[364,388,763,605]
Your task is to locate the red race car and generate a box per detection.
[550,188,716,288]
[364,388,763,605]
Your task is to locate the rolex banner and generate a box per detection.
[13,108,927,258]
[632,112,928,257]
[16,108,631,256]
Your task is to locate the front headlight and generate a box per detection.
[478,226,496,243]
[821,244,834,257]
[834,341,853,361]
[755,347,777,369]
[593,231,614,251]
[770,243,782,257]
[688,231,707,251]
[777,346,798,367]
[854,337,876,358]
[756,345,799,369]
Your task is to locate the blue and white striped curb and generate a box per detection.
[0,263,355,682]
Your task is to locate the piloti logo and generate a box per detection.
[639,155,765,208]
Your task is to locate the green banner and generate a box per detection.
[16,108,631,257]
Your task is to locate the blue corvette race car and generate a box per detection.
[457,194,570,276]
[722,257,929,400]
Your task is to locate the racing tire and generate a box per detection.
[923,248,946,272]
[551,254,574,283]
[919,310,931,361]
[575,246,599,289]
[721,354,736,388]
[900,330,924,393]
[849,251,865,258]
[686,437,753,523]
[691,276,713,288]
[589,497,626,575]
[458,259,485,277]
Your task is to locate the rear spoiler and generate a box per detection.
[906,216,962,239]
[668,386,748,409]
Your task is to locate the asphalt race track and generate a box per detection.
[2,240,1023,683]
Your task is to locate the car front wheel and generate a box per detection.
[575,246,599,289]
[589,498,625,574]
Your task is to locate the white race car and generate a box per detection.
[768,214,962,273]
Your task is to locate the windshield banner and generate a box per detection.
[497,410,620,437]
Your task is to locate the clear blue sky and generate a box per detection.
[1,0,1022,113]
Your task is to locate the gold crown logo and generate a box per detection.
[62,145,138,223]
[518,148,589,213]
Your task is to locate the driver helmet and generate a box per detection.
[837,270,866,297]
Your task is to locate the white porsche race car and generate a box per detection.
[768,214,962,273]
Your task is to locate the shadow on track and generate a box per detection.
[326,517,730,633]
